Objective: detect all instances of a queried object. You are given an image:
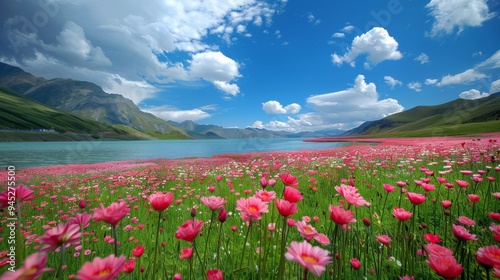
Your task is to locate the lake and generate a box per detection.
[0,138,356,168]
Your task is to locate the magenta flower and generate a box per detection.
[329,205,356,225]
[452,224,477,241]
[335,184,370,207]
[296,221,318,241]
[76,254,126,280]
[275,199,298,217]
[175,219,203,243]
[200,196,227,211]
[285,240,332,276]
[235,196,269,222]
[407,192,426,205]
[148,192,174,212]
[0,252,53,280]
[393,207,413,221]
[0,184,35,208]
[93,201,130,225]
[279,172,299,187]
[283,187,303,203]
[376,235,392,247]
[39,222,81,252]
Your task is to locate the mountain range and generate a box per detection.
[0,61,499,141]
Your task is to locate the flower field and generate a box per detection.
[1,134,500,279]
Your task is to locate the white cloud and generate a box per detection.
[331,27,402,67]
[459,89,490,99]
[384,76,402,88]
[437,69,487,86]
[189,51,242,95]
[307,13,321,25]
[1,0,280,102]
[262,100,301,114]
[425,79,438,85]
[407,82,422,92]
[476,50,500,70]
[341,25,355,33]
[306,75,404,127]
[142,105,214,122]
[332,32,345,38]
[490,79,500,93]
[415,53,430,64]
[426,0,495,36]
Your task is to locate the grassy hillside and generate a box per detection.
[0,87,150,140]
[348,93,500,136]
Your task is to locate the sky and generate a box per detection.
[0,0,499,132]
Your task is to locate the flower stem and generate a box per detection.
[239,221,253,271]
[113,226,118,256]
[152,211,162,280]
[277,217,287,280]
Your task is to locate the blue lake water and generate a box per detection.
[0,138,354,168]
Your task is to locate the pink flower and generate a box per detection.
[455,180,469,188]
[476,245,500,269]
[76,254,126,280]
[93,201,130,225]
[0,252,53,280]
[425,244,453,256]
[407,192,426,205]
[206,269,223,280]
[175,219,203,242]
[383,184,395,193]
[218,207,228,223]
[335,184,370,207]
[148,192,174,212]
[393,207,413,221]
[275,199,298,217]
[441,200,452,209]
[132,245,145,258]
[421,183,436,192]
[296,221,318,241]
[350,258,361,270]
[457,216,476,226]
[0,184,35,208]
[255,190,276,202]
[39,222,81,252]
[452,224,477,241]
[376,235,392,247]
[283,187,303,203]
[490,223,500,242]
[285,240,332,276]
[123,258,135,274]
[68,212,91,229]
[313,233,330,246]
[467,194,480,203]
[235,196,269,222]
[279,172,299,187]
[200,196,227,211]
[427,254,463,280]
[259,177,268,188]
[423,233,441,243]
[489,212,500,220]
[180,247,193,260]
[329,205,356,225]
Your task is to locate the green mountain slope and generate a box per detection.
[0,62,190,139]
[346,93,500,136]
[0,87,150,140]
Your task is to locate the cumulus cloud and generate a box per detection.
[437,69,487,86]
[490,79,500,93]
[425,79,438,85]
[307,13,321,25]
[0,0,281,104]
[142,105,216,122]
[426,0,495,36]
[331,27,402,67]
[306,75,404,127]
[262,100,301,114]
[407,82,422,92]
[332,32,345,38]
[415,53,430,64]
[459,89,490,99]
[384,76,402,88]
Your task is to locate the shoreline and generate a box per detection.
[2,133,499,183]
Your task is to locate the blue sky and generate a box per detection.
[1,0,499,131]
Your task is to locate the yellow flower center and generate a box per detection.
[301,254,318,264]
[96,269,111,276]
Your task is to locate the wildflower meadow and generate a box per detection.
[1,134,500,280]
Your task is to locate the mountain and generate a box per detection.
[172,120,345,139]
[0,62,190,139]
[344,92,500,136]
[0,86,152,141]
